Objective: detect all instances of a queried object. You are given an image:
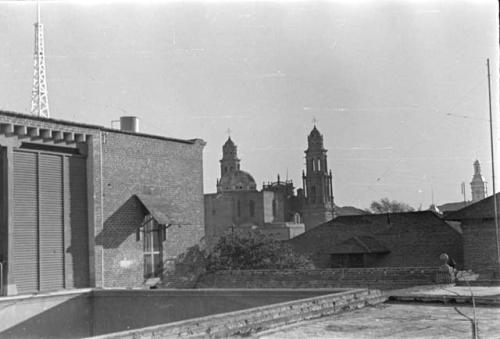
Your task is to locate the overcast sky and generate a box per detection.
[0,0,498,210]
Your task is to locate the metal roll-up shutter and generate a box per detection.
[65,155,89,288]
[12,150,39,294]
[38,153,65,291]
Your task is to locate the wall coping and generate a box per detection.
[92,288,348,298]
[0,110,202,145]
[0,288,92,302]
[209,267,439,275]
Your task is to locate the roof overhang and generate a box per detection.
[134,194,189,226]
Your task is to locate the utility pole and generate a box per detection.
[461,182,467,206]
[487,58,500,274]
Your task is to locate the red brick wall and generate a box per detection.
[197,268,440,290]
[461,219,499,275]
[99,131,205,287]
[289,212,463,269]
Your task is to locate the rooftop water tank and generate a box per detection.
[120,116,140,133]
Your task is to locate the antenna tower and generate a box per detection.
[31,0,50,118]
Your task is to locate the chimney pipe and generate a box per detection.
[120,116,139,133]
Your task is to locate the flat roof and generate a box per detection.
[0,110,204,146]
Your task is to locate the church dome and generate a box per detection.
[218,170,257,191]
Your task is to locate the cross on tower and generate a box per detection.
[312,117,317,126]
[226,128,231,138]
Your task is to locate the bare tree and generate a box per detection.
[369,198,415,213]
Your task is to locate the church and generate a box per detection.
[204,126,335,247]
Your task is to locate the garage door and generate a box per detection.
[12,151,39,293]
[11,149,88,294]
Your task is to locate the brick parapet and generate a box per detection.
[197,267,441,290]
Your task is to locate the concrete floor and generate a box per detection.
[255,303,500,339]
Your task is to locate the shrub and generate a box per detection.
[206,233,314,271]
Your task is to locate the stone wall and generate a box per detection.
[204,191,265,247]
[204,190,286,248]
[197,267,442,290]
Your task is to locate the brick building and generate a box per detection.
[289,211,463,269]
[447,193,500,278]
[0,111,205,295]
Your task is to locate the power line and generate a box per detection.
[373,73,486,185]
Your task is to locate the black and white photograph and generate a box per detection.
[0,0,499,338]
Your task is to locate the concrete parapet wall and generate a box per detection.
[0,289,93,338]
[93,289,386,339]
[197,267,441,290]
[91,288,337,335]
[0,288,346,338]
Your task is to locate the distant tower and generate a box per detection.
[471,160,487,202]
[216,137,257,193]
[301,126,334,231]
[31,0,50,118]
[219,137,240,176]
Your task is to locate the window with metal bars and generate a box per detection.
[141,215,163,279]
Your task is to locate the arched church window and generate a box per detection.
[312,159,315,171]
[318,159,321,171]
[294,213,301,224]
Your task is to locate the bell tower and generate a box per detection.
[301,126,334,231]
[470,160,487,202]
[219,137,240,177]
